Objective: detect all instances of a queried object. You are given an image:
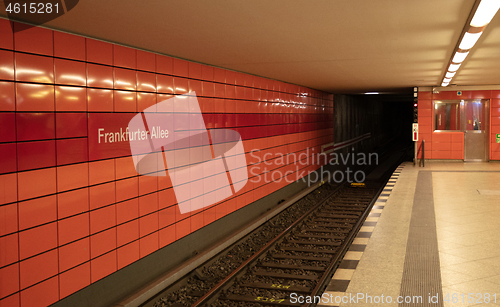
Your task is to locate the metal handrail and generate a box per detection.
[418,140,425,167]
[422,140,425,167]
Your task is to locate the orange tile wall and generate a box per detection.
[418,89,500,160]
[0,19,334,306]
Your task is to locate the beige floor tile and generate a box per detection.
[352,237,369,245]
[440,267,481,287]
[436,220,462,229]
[333,269,355,280]
[365,217,379,222]
[444,261,500,279]
[439,251,471,267]
[359,226,374,232]
[350,266,404,284]
[441,245,500,261]
[440,232,500,247]
[438,239,470,252]
[484,274,500,286]
[438,241,470,253]
[437,228,462,239]
[343,251,363,260]
[476,257,500,268]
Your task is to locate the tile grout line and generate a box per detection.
[317,165,405,306]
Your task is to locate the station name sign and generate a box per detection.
[97,126,169,144]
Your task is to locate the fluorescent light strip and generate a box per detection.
[441,0,500,87]
[459,32,482,50]
[448,63,461,72]
[470,0,500,27]
[445,71,456,78]
[452,51,469,63]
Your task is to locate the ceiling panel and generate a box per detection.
[2,0,497,93]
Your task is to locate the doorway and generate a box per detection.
[463,100,489,161]
[433,99,489,161]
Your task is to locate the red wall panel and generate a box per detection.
[54,32,85,61]
[1,20,334,305]
[57,188,89,219]
[87,88,113,112]
[0,233,18,268]
[15,53,54,83]
[20,276,59,307]
[137,72,156,92]
[114,68,137,91]
[54,59,86,86]
[90,251,117,283]
[58,213,89,245]
[16,84,55,112]
[0,81,15,111]
[114,45,136,69]
[0,143,16,174]
[89,182,115,210]
[137,50,155,72]
[140,232,159,258]
[55,86,87,112]
[58,237,90,272]
[59,262,90,299]
[13,23,53,56]
[56,138,89,165]
[0,50,14,80]
[87,64,113,89]
[90,228,116,259]
[89,205,116,234]
[19,223,58,260]
[17,140,56,171]
[86,39,112,65]
[0,19,13,50]
[18,195,57,230]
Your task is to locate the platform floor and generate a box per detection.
[319,161,500,307]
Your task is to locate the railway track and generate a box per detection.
[192,183,381,307]
[148,149,407,307]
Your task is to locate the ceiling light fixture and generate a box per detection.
[445,71,456,78]
[452,51,469,63]
[440,0,500,87]
[365,92,379,95]
[470,0,500,27]
[458,32,483,50]
[448,63,461,72]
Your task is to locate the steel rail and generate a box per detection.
[305,156,406,307]
[191,182,346,307]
